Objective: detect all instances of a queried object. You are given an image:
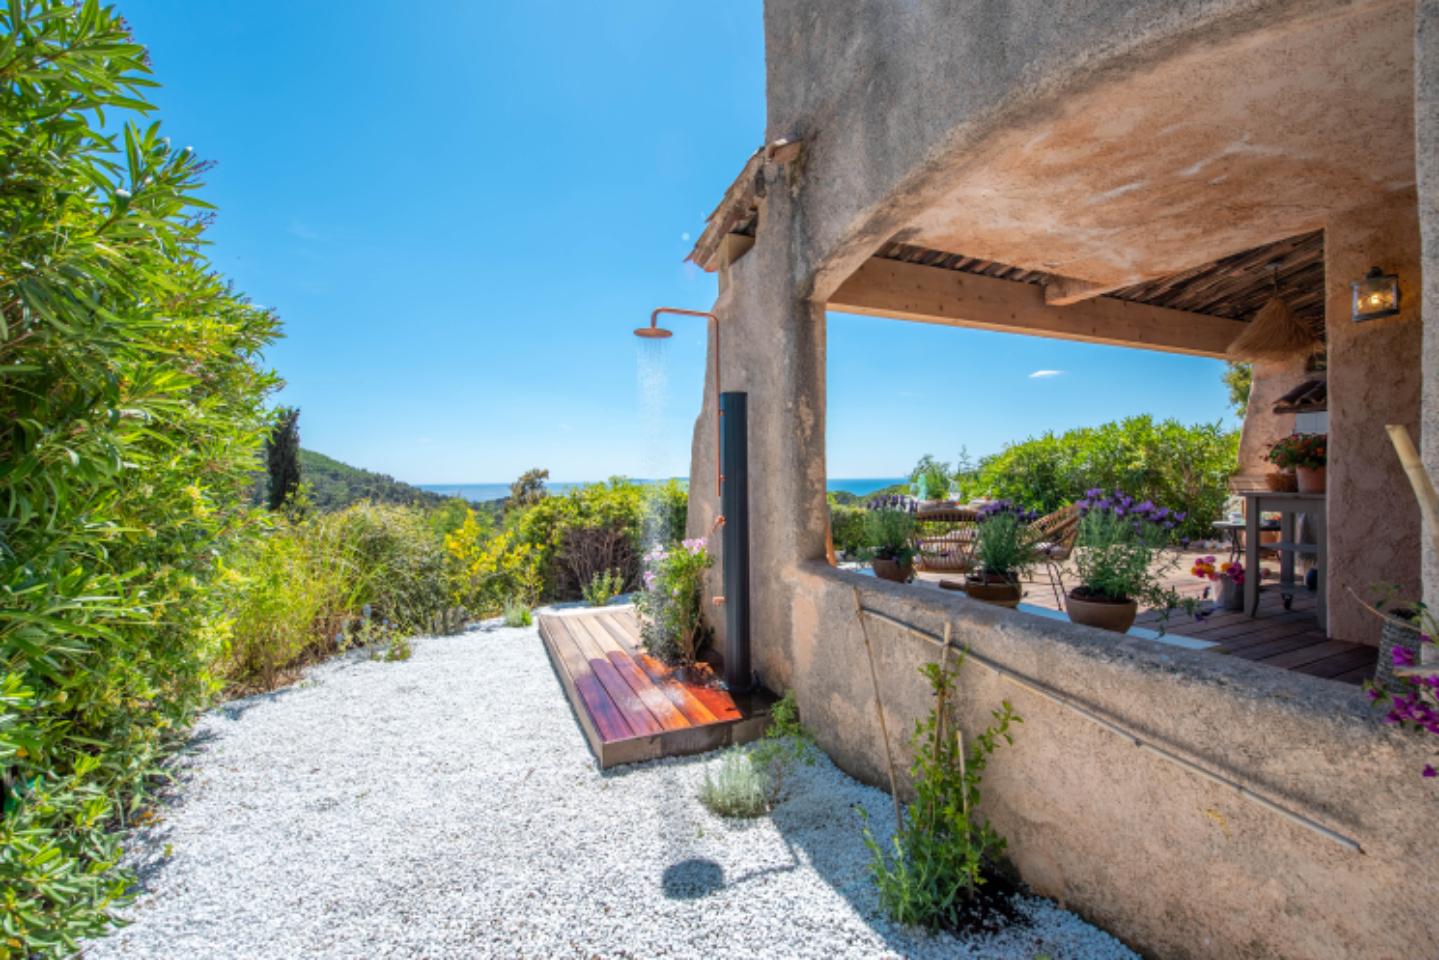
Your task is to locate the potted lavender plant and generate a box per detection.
[964,500,1039,607]
[1066,490,1182,633]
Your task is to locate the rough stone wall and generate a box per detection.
[1324,197,1425,644]
[794,565,1439,959]
[1418,0,1439,608]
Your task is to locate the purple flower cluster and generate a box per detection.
[976,499,1039,524]
[1367,628,1439,780]
[1378,646,1439,736]
[680,537,707,556]
[866,494,917,513]
[1076,488,1185,530]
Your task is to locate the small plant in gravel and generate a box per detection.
[749,691,818,806]
[582,568,625,607]
[863,653,1022,933]
[698,749,770,818]
[699,691,819,818]
[503,599,534,628]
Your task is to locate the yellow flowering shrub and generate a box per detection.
[444,511,541,615]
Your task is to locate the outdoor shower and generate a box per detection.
[635,308,751,692]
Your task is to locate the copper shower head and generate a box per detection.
[634,325,673,338]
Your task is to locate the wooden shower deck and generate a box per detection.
[537,606,772,768]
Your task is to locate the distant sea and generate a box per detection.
[418,477,904,502]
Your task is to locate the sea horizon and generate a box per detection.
[418,476,905,502]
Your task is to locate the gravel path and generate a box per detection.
[87,618,1138,959]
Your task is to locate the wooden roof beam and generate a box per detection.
[1043,274,1129,305]
[829,257,1247,358]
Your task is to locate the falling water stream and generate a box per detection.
[636,337,671,553]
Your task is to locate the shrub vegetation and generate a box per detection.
[0,5,279,951]
[973,416,1237,539]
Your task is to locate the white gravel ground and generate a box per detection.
[87,617,1138,959]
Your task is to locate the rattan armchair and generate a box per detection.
[1029,503,1081,607]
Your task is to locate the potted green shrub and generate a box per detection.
[964,501,1039,607]
[1267,432,1327,494]
[1067,489,1180,633]
[864,499,917,583]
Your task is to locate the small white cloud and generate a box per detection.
[681,231,691,242]
[288,220,321,241]
[1028,369,1065,379]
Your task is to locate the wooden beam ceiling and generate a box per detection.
[828,257,1249,358]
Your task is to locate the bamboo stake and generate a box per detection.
[1387,424,1439,564]
[957,729,968,818]
[854,586,903,833]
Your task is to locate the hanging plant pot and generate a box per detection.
[963,572,1023,608]
[1066,589,1138,633]
[1296,465,1326,494]
[871,558,914,583]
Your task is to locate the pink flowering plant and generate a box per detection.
[1366,600,1439,779]
[636,537,714,667]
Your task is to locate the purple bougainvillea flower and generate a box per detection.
[1393,646,1416,667]
[1425,765,1438,779]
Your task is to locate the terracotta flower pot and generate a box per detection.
[871,557,914,583]
[963,573,1023,608]
[1065,590,1138,633]
[1265,470,1297,493]
[1296,465,1326,494]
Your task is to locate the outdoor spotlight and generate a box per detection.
[1351,266,1400,322]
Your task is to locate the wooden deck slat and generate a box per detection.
[1219,633,1330,661]
[594,613,723,725]
[1259,638,1361,670]
[570,615,692,731]
[1331,663,1380,684]
[542,617,635,742]
[1292,647,1378,679]
[560,617,667,738]
[1214,624,1328,655]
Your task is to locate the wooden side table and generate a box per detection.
[1240,491,1326,632]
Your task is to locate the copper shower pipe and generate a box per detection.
[636,307,724,506]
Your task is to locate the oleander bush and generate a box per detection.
[973,416,1237,540]
[515,477,688,600]
[0,3,280,952]
[828,497,868,558]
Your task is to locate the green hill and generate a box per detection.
[296,449,452,510]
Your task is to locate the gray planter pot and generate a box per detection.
[1376,613,1423,687]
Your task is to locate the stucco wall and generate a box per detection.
[1418,0,1439,608]
[794,565,1439,959]
[1234,358,1303,481]
[762,0,1372,298]
[1324,198,1425,644]
[679,1,1439,955]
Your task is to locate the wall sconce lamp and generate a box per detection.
[1351,266,1400,322]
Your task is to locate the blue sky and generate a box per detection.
[121,1,1237,484]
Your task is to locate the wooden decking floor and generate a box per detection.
[1133,588,1377,685]
[537,606,772,768]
